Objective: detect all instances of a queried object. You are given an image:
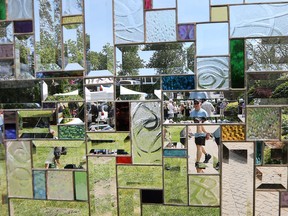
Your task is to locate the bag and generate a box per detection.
[64,164,77,169]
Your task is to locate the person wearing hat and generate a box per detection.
[190,99,208,119]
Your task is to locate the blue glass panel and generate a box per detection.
[163,149,187,157]
[33,170,46,199]
[162,75,194,90]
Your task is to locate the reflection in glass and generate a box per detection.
[230,4,288,38]
[211,7,228,22]
[34,0,62,72]
[33,170,46,199]
[0,143,8,215]
[6,141,33,198]
[146,10,176,43]
[163,126,186,149]
[114,0,144,44]
[196,23,229,56]
[118,189,140,215]
[62,0,82,16]
[85,83,114,101]
[0,22,13,43]
[262,141,287,164]
[0,60,14,80]
[197,57,229,90]
[177,0,209,23]
[255,192,279,215]
[7,0,33,20]
[131,102,162,164]
[256,167,287,189]
[162,75,194,90]
[222,142,254,216]
[230,39,245,88]
[164,158,187,204]
[116,102,130,131]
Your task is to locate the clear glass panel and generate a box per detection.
[0,60,14,80]
[230,4,288,38]
[131,102,162,164]
[7,0,33,20]
[33,170,46,199]
[6,141,33,198]
[0,22,13,44]
[211,0,243,5]
[118,189,141,215]
[247,107,281,140]
[86,83,114,102]
[153,0,175,9]
[196,23,229,56]
[197,57,229,90]
[177,0,209,23]
[62,0,82,16]
[189,175,220,206]
[188,125,220,174]
[222,142,254,215]
[164,158,188,204]
[163,126,187,149]
[255,191,279,215]
[34,0,62,72]
[114,0,144,44]
[211,6,228,22]
[117,165,162,189]
[221,125,245,141]
[282,108,288,140]
[146,10,176,43]
[88,157,117,216]
[63,24,84,70]
[256,167,287,189]
[74,171,88,201]
[47,171,74,200]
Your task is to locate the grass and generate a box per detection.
[0,145,8,216]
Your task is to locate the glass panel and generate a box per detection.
[211,7,228,22]
[283,107,288,140]
[153,0,175,9]
[211,0,243,4]
[162,75,195,90]
[6,141,33,198]
[85,0,114,76]
[230,39,245,88]
[256,167,287,189]
[163,126,187,149]
[117,165,162,189]
[178,24,195,41]
[57,101,85,124]
[74,171,88,201]
[63,24,84,70]
[142,189,163,203]
[197,57,229,90]
[188,125,220,174]
[177,0,209,23]
[196,23,229,56]
[116,42,194,75]
[4,124,16,139]
[62,15,83,24]
[281,191,288,207]
[0,22,13,43]
[146,10,176,43]
[221,125,245,141]
[0,44,13,58]
[115,102,130,131]
[222,142,254,215]
[131,102,162,164]
[7,0,32,20]
[62,0,82,16]
[34,0,62,72]
[263,141,287,164]
[247,0,288,2]
[114,0,144,44]
[0,144,8,215]
[255,141,263,165]
[230,4,288,38]
[144,0,152,10]
[0,60,14,79]
[255,192,279,215]
[58,125,85,139]
[0,0,6,20]
[33,170,46,199]
[164,158,187,204]
[88,157,117,216]
[47,171,74,200]
[247,107,281,140]
[118,189,140,215]
[14,20,33,33]
[116,156,132,164]
[189,175,220,206]
[163,149,187,157]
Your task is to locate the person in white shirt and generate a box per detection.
[201,99,215,117]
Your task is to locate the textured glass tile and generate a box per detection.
[222,142,254,215]
[7,0,33,19]
[255,192,279,215]
[221,125,245,141]
[281,191,288,207]
[178,24,195,41]
[117,165,162,189]
[144,0,152,10]
[177,0,209,23]
[211,7,228,22]
[255,141,263,165]
[0,0,6,20]
[256,167,287,189]
[6,141,33,198]
[230,4,288,38]
[262,141,287,164]
[88,157,117,216]
[62,0,82,15]
[146,10,176,43]
[114,0,144,44]
[164,158,187,204]
[197,23,229,56]
[197,57,229,90]
[58,125,85,139]
[230,39,244,88]
[116,156,132,164]
[0,60,14,80]
[74,171,88,201]
[118,189,140,215]
[62,15,83,24]
[4,124,16,139]
[153,0,175,9]
[47,171,74,200]
[163,149,187,157]
[246,38,288,72]
[162,75,195,90]
[0,44,13,58]
[189,175,219,206]
[14,20,33,33]
[0,22,13,43]
[33,170,46,199]
[131,102,162,164]
[247,107,281,140]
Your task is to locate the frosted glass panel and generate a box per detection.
[177,0,209,23]
[197,23,229,56]
[6,141,33,198]
[47,171,74,200]
[230,4,288,38]
[0,22,13,43]
[114,0,144,44]
[62,0,82,15]
[153,0,175,8]
[7,0,33,19]
[255,192,279,215]
[146,10,176,43]
[197,57,229,90]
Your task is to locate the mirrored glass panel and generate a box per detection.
[0,22,13,44]
[256,167,287,189]
[62,0,82,16]
[210,0,243,5]
[115,102,130,131]
[0,60,14,80]
[261,141,287,164]
[282,107,288,141]
[163,126,186,149]
[74,171,88,201]
[116,42,194,75]
[177,0,209,23]
[0,144,8,215]
[7,0,33,20]
[118,189,140,215]
[230,39,245,88]
[57,101,85,124]
[255,192,279,215]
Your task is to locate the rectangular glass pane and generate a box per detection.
[74,171,88,201]
[0,0,6,20]
[255,192,279,215]
[8,0,32,20]
[0,144,8,215]
[33,170,46,199]
[230,39,245,88]
[58,125,85,139]
[256,167,287,189]
[162,75,195,90]
[211,6,228,22]
[0,60,14,80]
[62,0,82,16]
[163,126,187,149]
[177,0,209,23]
[153,0,175,9]
[0,44,13,58]
[118,189,140,216]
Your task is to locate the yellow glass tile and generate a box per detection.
[62,15,83,24]
[221,125,245,141]
[211,6,228,22]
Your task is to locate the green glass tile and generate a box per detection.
[0,0,6,20]
[74,171,88,201]
[230,39,244,88]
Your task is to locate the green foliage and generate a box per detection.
[272,81,288,98]
[224,102,238,116]
[230,39,245,88]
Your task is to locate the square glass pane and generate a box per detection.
[178,24,195,41]
[177,0,209,23]
[7,0,32,20]
[211,6,228,22]
[0,22,13,43]
[263,141,287,164]
[62,0,82,16]
[153,0,175,9]
[196,23,229,56]
[118,189,140,215]
[255,192,279,215]
[146,10,176,43]
[256,167,287,189]
[221,125,245,141]
[163,126,187,149]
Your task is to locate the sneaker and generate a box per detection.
[215,162,220,170]
[203,154,211,163]
[195,162,200,168]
